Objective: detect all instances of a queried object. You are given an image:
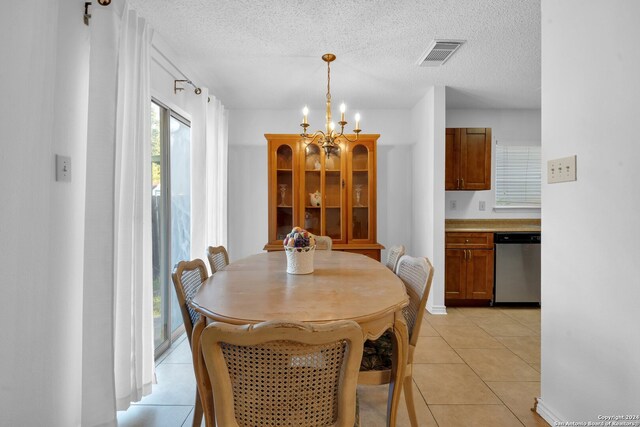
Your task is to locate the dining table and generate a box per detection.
[189,249,409,427]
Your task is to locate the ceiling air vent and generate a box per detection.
[417,39,465,67]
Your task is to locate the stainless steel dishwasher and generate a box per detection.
[494,232,541,304]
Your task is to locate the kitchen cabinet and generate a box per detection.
[445,128,492,190]
[264,134,383,260]
[445,232,494,302]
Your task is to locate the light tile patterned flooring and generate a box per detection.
[117,306,549,426]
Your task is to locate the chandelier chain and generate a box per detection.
[326,60,331,102]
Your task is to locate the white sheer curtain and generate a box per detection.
[112,3,155,411]
[205,92,229,250]
[84,1,154,424]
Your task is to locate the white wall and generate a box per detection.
[0,1,88,425]
[445,108,541,219]
[410,87,447,314]
[538,1,640,423]
[227,109,413,262]
[227,145,269,260]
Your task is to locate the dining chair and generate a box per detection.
[171,258,209,427]
[199,320,364,427]
[206,245,229,274]
[358,255,434,427]
[384,244,405,272]
[314,235,333,250]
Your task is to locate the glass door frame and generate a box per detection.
[152,98,189,359]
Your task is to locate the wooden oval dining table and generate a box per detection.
[189,250,410,427]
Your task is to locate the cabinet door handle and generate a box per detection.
[463,249,467,261]
[342,179,345,189]
[456,178,460,189]
[461,178,464,188]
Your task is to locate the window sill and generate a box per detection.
[493,205,541,212]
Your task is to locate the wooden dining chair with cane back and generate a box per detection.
[171,258,209,427]
[358,255,434,427]
[206,245,229,274]
[384,245,405,272]
[314,235,333,250]
[199,320,364,427]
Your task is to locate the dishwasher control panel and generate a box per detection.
[495,232,541,244]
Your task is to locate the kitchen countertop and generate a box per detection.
[445,219,541,233]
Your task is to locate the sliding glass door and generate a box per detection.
[151,100,192,356]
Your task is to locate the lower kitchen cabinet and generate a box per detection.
[445,232,494,304]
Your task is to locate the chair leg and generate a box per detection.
[192,389,203,427]
[403,375,418,427]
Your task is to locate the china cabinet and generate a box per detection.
[264,134,383,260]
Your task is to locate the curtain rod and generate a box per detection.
[152,44,203,96]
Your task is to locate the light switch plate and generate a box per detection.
[56,155,71,182]
[479,201,486,211]
[547,155,576,184]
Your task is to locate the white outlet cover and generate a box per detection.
[450,200,457,210]
[547,155,576,184]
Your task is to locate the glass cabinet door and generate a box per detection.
[323,145,344,242]
[274,144,294,241]
[302,144,322,235]
[349,143,371,241]
[301,143,345,242]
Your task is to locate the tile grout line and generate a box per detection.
[425,308,537,426]
[411,377,441,427]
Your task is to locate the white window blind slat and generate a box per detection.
[495,145,541,207]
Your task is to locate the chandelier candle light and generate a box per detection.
[300,53,361,158]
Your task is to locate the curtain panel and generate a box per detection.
[84,1,154,424]
[205,92,229,251]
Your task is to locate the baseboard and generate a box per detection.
[426,304,447,315]
[535,397,562,425]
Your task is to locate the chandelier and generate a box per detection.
[300,53,361,158]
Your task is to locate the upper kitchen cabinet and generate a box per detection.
[445,128,492,191]
[264,134,383,260]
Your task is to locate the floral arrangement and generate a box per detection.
[283,226,316,250]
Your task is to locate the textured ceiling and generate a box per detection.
[129,0,541,110]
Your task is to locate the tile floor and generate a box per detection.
[117,306,549,426]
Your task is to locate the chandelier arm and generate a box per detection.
[300,131,327,144]
[335,132,359,143]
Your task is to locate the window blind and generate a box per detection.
[495,145,541,207]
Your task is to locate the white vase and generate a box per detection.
[285,246,315,274]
